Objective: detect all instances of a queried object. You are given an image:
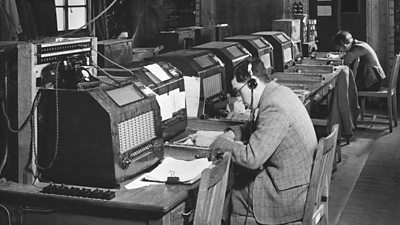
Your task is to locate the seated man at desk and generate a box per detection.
[332,30,386,91]
[210,58,317,225]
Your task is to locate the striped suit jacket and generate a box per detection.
[211,81,317,224]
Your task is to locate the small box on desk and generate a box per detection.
[159,29,196,53]
[97,39,132,67]
[176,26,214,45]
[214,24,232,41]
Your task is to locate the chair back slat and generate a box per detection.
[303,124,339,225]
[194,152,232,225]
[389,54,400,94]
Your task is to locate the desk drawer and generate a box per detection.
[162,202,192,225]
[17,207,148,225]
[2,202,191,225]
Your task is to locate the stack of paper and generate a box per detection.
[144,157,212,184]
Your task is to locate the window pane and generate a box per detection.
[69,0,87,6]
[68,7,87,29]
[55,0,65,6]
[56,8,65,31]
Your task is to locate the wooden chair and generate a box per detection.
[358,54,400,132]
[193,152,232,225]
[302,124,339,225]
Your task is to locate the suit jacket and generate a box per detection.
[328,66,359,139]
[344,40,386,90]
[211,81,317,224]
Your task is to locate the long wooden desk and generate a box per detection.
[271,64,343,116]
[0,148,202,225]
[0,178,198,225]
[0,66,347,225]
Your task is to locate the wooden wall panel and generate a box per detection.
[196,0,216,26]
[367,0,391,74]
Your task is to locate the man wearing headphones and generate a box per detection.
[210,58,317,225]
[332,30,386,91]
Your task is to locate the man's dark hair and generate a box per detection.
[332,30,353,50]
[233,58,271,83]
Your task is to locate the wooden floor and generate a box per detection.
[328,106,400,225]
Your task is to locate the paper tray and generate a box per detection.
[164,142,211,161]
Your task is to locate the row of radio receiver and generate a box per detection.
[1,23,343,189]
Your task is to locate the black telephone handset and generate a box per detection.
[57,54,98,89]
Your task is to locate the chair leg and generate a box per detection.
[388,96,393,132]
[393,94,398,127]
[360,97,366,123]
[322,205,329,225]
[333,153,337,172]
[336,142,342,163]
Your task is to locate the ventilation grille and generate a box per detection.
[202,73,222,98]
[118,111,156,154]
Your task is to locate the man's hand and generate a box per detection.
[226,112,251,121]
[209,130,235,160]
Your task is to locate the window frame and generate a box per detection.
[55,0,90,34]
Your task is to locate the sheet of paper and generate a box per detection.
[169,88,186,113]
[183,76,201,117]
[175,91,186,112]
[144,63,170,82]
[156,93,173,120]
[144,157,212,183]
[124,174,163,190]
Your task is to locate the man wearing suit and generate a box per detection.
[332,30,386,91]
[210,58,317,225]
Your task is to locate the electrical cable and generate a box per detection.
[92,63,122,87]
[0,203,11,225]
[58,0,118,38]
[0,142,7,177]
[249,88,256,132]
[1,97,38,134]
[98,80,121,88]
[30,0,117,44]
[244,87,256,225]
[33,62,61,171]
[0,0,119,177]
[92,48,135,77]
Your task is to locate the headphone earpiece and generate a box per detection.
[247,78,258,90]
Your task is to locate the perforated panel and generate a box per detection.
[202,73,222,98]
[118,111,156,154]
